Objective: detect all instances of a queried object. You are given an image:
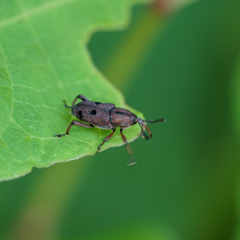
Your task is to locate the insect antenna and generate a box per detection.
[143,118,166,123]
[138,118,165,139]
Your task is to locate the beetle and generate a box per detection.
[54,94,165,165]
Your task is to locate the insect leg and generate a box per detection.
[137,118,165,139]
[78,94,90,102]
[139,123,149,141]
[54,121,93,138]
[140,121,153,138]
[96,129,116,153]
[63,94,90,108]
[120,129,136,166]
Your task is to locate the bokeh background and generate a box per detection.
[1,0,240,239]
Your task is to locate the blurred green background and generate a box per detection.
[1,0,240,239]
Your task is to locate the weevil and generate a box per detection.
[54,94,165,165]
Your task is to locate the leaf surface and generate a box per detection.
[0,0,148,181]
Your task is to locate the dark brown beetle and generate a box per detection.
[54,94,165,165]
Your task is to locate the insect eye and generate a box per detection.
[91,110,97,115]
[78,110,83,118]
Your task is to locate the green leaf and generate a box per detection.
[0,0,149,181]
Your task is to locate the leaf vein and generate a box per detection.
[0,0,78,30]
[0,40,14,137]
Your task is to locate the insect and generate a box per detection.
[54,94,165,165]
